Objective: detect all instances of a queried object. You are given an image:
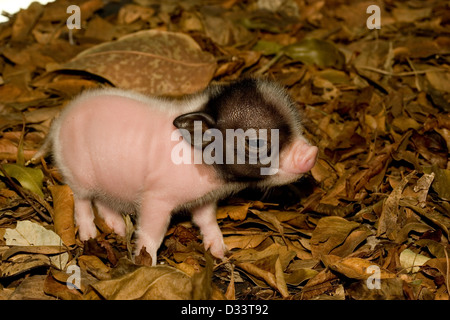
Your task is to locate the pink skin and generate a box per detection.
[280,138,318,175]
[55,94,222,265]
[192,202,226,259]
[53,92,318,265]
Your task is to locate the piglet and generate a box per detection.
[34,78,318,265]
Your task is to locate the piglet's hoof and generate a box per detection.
[135,246,154,266]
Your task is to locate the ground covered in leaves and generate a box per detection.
[0,0,449,300]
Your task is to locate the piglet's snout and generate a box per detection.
[284,139,318,174]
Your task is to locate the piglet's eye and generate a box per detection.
[248,139,259,148]
[258,139,267,149]
[247,138,267,150]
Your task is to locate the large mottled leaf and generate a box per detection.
[51,30,217,96]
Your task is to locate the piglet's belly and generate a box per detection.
[64,157,220,211]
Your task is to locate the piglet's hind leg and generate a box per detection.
[95,201,126,237]
[74,197,98,241]
[192,202,227,260]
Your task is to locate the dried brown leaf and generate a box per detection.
[217,203,250,221]
[395,222,434,244]
[347,278,405,300]
[86,265,193,300]
[232,242,294,266]
[310,216,361,258]
[323,255,395,280]
[274,257,289,298]
[84,16,116,42]
[118,4,155,24]
[377,171,416,239]
[285,268,318,286]
[9,275,55,300]
[300,269,339,300]
[78,255,111,280]
[191,252,214,300]
[423,165,450,201]
[0,253,50,278]
[413,172,435,207]
[392,6,432,23]
[2,245,66,260]
[43,272,83,300]
[250,209,284,234]
[236,261,289,297]
[48,185,76,247]
[224,234,268,250]
[53,30,217,96]
[11,2,43,42]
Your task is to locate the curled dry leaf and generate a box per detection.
[413,172,435,207]
[78,255,111,281]
[48,185,76,247]
[2,245,66,261]
[232,242,295,265]
[377,171,416,239]
[224,234,268,250]
[236,259,289,298]
[395,222,435,244]
[310,216,367,258]
[250,209,284,234]
[86,265,193,300]
[0,254,51,278]
[52,30,217,96]
[322,255,395,280]
[233,243,296,297]
[299,269,339,300]
[216,203,251,221]
[11,2,44,42]
[415,239,447,258]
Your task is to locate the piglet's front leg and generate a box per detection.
[135,195,173,266]
[192,202,227,260]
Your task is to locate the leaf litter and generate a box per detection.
[0,0,449,300]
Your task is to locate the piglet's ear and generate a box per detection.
[173,112,216,148]
[173,112,216,134]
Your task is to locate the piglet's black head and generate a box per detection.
[173,78,303,182]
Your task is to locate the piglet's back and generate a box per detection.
[52,91,176,201]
